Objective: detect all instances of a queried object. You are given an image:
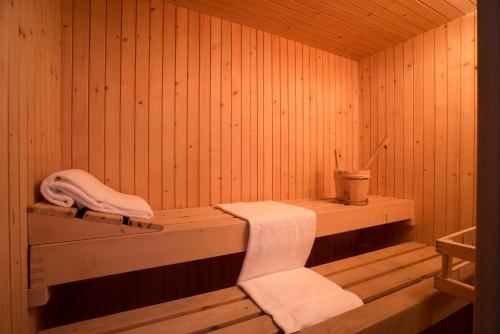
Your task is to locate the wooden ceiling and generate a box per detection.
[166,0,476,59]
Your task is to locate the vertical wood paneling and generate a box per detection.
[187,10,200,208]
[394,44,404,199]
[295,44,304,198]
[241,26,251,202]
[199,13,211,206]
[61,3,359,208]
[309,48,317,197]
[72,0,90,170]
[369,54,378,194]
[120,0,136,195]
[220,20,232,203]
[249,28,258,201]
[135,0,150,202]
[423,30,436,245]
[280,37,289,200]
[385,48,395,197]
[1,0,62,332]
[322,52,330,197]
[459,13,475,231]
[149,0,164,209]
[434,24,448,240]
[210,17,221,205]
[413,34,424,243]
[174,7,188,208]
[231,23,242,202]
[88,0,106,182]
[271,35,281,200]
[446,17,461,236]
[359,13,477,244]
[263,32,272,200]
[302,45,311,198]
[105,0,121,191]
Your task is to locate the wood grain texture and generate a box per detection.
[1,0,62,332]
[358,13,477,245]
[161,0,476,59]
[60,2,359,209]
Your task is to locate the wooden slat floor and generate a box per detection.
[41,242,470,334]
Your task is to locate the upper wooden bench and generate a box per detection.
[38,242,473,334]
[28,196,413,290]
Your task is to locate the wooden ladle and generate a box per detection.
[362,136,391,170]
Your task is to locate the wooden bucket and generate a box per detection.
[334,170,370,205]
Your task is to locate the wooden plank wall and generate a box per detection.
[60,1,359,209]
[358,12,477,246]
[0,0,62,333]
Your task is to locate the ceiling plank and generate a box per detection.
[444,0,476,14]
[395,0,449,26]
[164,0,475,60]
[417,0,464,20]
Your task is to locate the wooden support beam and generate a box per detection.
[27,287,51,308]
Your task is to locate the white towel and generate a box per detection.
[239,268,364,333]
[216,201,363,333]
[40,169,153,219]
[217,201,316,282]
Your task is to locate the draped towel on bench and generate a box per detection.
[216,201,363,334]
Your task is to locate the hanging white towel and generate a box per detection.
[41,169,153,219]
[217,201,315,282]
[216,201,363,334]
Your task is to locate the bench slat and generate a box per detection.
[202,247,441,334]
[348,256,456,303]
[327,246,439,288]
[301,265,474,333]
[210,315,277,334]
[121,299,262,334]
[40,242,429,334]
[40,287,246,334]
[209,254,466,334]
[314,241,424,277]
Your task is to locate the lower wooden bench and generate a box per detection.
[40,242,473,334]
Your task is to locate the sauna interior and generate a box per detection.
[4,0,497,333]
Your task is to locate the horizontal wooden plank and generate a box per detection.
[40,287,247,334]
[28,213,158,246]
[41,242,430,333]
[122,299,262,334]
[30,196,414,287]
[436,239,476,262]
[200,247,460,334]
[434,276,475,303]
[301,266,474,333]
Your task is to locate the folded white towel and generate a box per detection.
[40,169,153,219]
[239,268,363,334]
[216,201,363,333]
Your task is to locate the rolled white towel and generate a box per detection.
[40,169,153,219]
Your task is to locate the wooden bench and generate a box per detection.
[28,196,413,292]
[38,242,473,334]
